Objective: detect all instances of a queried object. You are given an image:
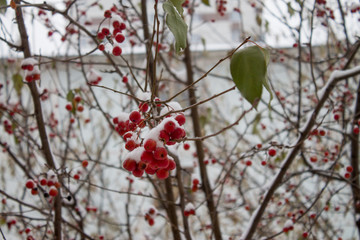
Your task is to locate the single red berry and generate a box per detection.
[129,111,141,123]
[334,114,340,121]
[261,160,267,166]
[25,228,31,234]
[54,182,61,189]
[141,151,154,163]
[157,158,170,168]
[73,174,80,180]
[123,158,137,172]
[77,105,84,112]
[344,172,351,179]
[132,168,144,178]
[166,159,176,171]
[31,188,38,195]
[310,156,317,163]
[159,130,170,143]
[112,20,120,29]
[144,139,157,152]
[123,132,133,141]
[82,160,89,168]
[98,43,105,51]
[104,10,111,18]
[101,27,110,36]
[175,114,186,125]
[74,96,81,102]
[183,143,190,150]
[139,102,149,112]
[156,168,169,179]
[154,147,168,161]
[125,139,137,151]
[39,178,47,186]
[164,120,176,134]
[119,22,126,30]
[25,180,35,189]
[268,148,277,157]
[65,104,72,111]
[115,33,125,43]
[148,217,155,226]
[302,232,308,238]
[49,187,58,197]
[354,127,359,135]
[122,76,128,83]
[97,32,105,40]
[245,160,252,166]
[346,165,354,173]
[112,46,122,56]
[192,178,199,185]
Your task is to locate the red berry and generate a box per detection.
[310,156,317,163]
[132,168,144,177]
[346,165,354,173]
[101,27,110,36]
[112,46,122,56]
[156,158,170,168]
[74,96,81,102]
[354,127,359,135]
[98,43,105,51]
[115,33,125,43]
[344,172,351,179]
[125,139,137,151]
[302,232,308,238]
[192,178,199,185]
[77,105,84,112]
[129,111,141,123]
[104,10,111,18]
[268,148,276,157]
[156,168,169,179]
[49,187,58,197]
[183,143,190,150]
[39,178,47,186]
[175,114,186,125]
[164,120,176,134]
[65,104,72,111]
[122,76,128,83]
[141,151,154,163]
[261,160,267,166]
[139,102,149,112]
[123,158,137,172]
[148,217,155,226]
[97,32,105,40]
[154,147,168,161]
[159,130,170,143]
[334,114,340,121]
[31,188,38,195]
[170,128,186,140]
[166,159,176,171]
[82,160,89,168]
[123,132,133,141]
[25,180,35,189]
[245,160,252,166]
[119,22,126,30]
[74,174,80,180]
[144,139,157,152]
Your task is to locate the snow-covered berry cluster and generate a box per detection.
[21,58,41,82]
[118,101,187,179]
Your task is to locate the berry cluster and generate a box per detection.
[216,0,227,16]
[119,101,186,179]
[87,69,102,85]
[25,170,60,198]
[3,120,13,134]
[21,58,40,82]
[97,9,127,56]
[184,203,196,217]
[191,178,200,192]
[144,207,157,226]
[65,95,84,113]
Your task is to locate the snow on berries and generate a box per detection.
[184,202,196,217]
[21,58,41,82]
[86,69,102,85]
[120,101,186,179]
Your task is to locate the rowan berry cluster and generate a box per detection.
[118,101,187,179]
[97,8,127,56]
[25,170,60,198]
[21,58,41,82]
[144,207,157,226]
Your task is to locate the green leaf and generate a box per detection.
[0,0,6,14]
[230,46,271,109]
[201,0,210,6]
[287,2,295,17]
[66,90,74,102]
[256,14,262,26]
[12,73,23,95]
[163,0,188,54]
[170,0,185,16]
